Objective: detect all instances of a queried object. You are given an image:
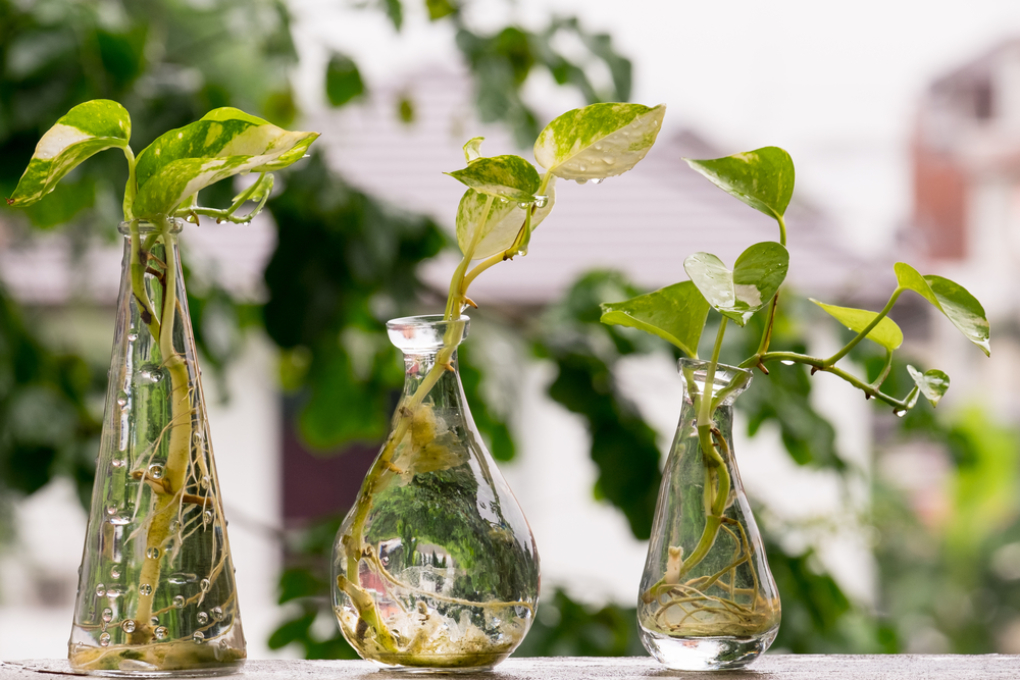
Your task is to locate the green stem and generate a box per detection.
[823,287,902,367]
[122,146,137,221]
[751,351,913,410]
[129,222,161,341]
[135,217,193,629]
[679,318,730,580]
[750,214,787,359]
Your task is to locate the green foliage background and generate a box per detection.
[2,0,1018,659]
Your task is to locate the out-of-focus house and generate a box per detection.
[911,39,1020,416]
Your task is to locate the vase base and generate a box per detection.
[639,627,778,670]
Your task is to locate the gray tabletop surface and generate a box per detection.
[2,656,1019,679]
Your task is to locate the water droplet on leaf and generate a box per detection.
[197,612,209,625]
[99,633,111,647]
[102,608,113,623]
[122,619,136,633]
[96,584,106,597]
[173,595,185,609]
[154,626,168,640]
[140,584,152,596]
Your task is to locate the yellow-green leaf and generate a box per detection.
[8,100,130,208]
[445,155,540,202]
[810,299,903,351]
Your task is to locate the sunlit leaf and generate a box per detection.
[685,147,794,220]
[455,179,555,259]
[8,100,130,207]
[599,281,709,357]
[132,108,318,219]
[445,154,540,202]
[809,299,903,351]
[684,242,789,326]
[534,102,665,181]
[907,365,950,408]
[894,263,990,356]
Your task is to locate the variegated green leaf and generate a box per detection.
[534,102,665,181]
[685,147,795,220]
[907,365,950,407]
[456,177,555,259]
[463,136,485,163]
[131,107,318,219]
[600,281,709,357]
[445,155,540,202]
[684,242,789,326]
[894,262,990,356]
[7,100,131,207]
[810,299,903,351]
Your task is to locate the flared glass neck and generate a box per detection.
[678,358,753,407]
[386,314,470,357]
[117,217,185,237]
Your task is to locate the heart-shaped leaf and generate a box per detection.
[894,263,990,356]
[534,102,665,181]
[456,178,555,259]
[131,107,318,219]
[600,281,709,358]
[685,147,795,220]
[445,154,540,202]
[8,100,131,208]
[810,299,903,351]
[907,365,950,408]
[684,242,789,326]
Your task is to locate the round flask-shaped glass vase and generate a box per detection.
[69,220,245,676]
[638,358,780,671]
[332,315,539,672]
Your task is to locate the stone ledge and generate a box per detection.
[3,655,1019,679]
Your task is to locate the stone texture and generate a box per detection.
[2,656,1019,679]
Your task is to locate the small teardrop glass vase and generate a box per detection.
[638,358,780,671]
[69,219,245,676]
[332,315,539,672]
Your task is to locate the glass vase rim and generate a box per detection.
[386,314,470,354]
[677,357,753,398]
[117,217,185,236]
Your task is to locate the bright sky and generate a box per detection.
[292,0,1020,255]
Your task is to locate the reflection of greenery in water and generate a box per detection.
[367,462,538,605]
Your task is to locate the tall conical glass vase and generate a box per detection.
[69,219,245,676]
[638,359,780,671]
[332,315,539,672]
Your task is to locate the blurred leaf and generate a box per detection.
[515,588,644,657]
[425,0,456,21]
[382,0,403,30]
[397,94,414,123]
[325,53,365,108]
